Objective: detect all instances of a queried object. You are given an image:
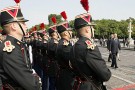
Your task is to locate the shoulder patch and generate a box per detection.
[63,40,69,46]
[85,40,95,50]
[3,41,15,52]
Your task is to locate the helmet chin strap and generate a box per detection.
[16,21,26,42]
[67,31,72,39]
[56,31,61,40]
[90,26,94,39]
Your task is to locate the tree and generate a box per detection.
[48,14,62,26]
[29,17,135,38]
[0,25,2,30]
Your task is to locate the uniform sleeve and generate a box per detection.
[49,40,57,52]
[62,45,72,60]
[85,46,111,82]
[0,77,2,90]
[2,47,40,90]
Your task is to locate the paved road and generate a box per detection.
[98,46,135,90]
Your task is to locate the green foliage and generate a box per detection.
[0,25,2,30]
[93,19,130,38]
[48,14,62,26]
[29,16,135,39]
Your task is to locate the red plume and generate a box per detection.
[33,26,37,31]
[60,11,67,20]
[80,0,89,12]
[14,0,21,4]
[40,23,45,29]
[51,16,57,24]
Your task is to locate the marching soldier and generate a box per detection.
[71,13,111,90]
[44,25,59,90]
[35,32,44,77]
[39,31,49,90]
[56,20,74,90]
[70,0,111,90]
[0,6,41,90]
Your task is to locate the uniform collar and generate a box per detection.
[79,36,90,41]
[6,35,22,45]
[61,38,69,42]
[8,34,22,42]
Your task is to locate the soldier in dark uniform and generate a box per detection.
[56,21,74,90]
[0,6,41,90]
[32,32,39,62]
[38,31,49,90]
[43,25,59,90]
[35,32,44,78]
[70,13,111,90]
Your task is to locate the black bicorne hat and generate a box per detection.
[0,6,28,26]
[57,21,72,34]
[48,25,57,35]
[74,13,96,30]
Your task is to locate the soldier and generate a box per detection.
[39,31,49,90]
[43,25,59,90]
[56,20,74,90]
[70,13,111,90]
[0,6,41,90]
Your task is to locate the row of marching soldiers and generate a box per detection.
[24,12,112,90]
[0,1,111,90]
[25,17,77,90]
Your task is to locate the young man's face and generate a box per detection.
[15,22,28,36]
[44,35,48,40]
[68,30,73,39]
[53,32,59,39]
[31,36,34,41]
[87,26,95,38]
[0,36,2,41]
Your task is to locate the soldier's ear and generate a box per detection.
[64,31,68,36]
[85,27,89,33]
[10,23,17,31]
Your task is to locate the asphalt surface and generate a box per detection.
[98,46,135,90]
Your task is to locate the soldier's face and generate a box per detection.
[53,32,59,38]
[31,37,34,40]
[0,36,2,40]
[10,22,27,37]
[17,22,28,36]
[90,26,95,37]
[87,26,94,38]
[43,35,48,40]
[68,30,73,39]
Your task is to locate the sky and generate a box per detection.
[0,0,135,28]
